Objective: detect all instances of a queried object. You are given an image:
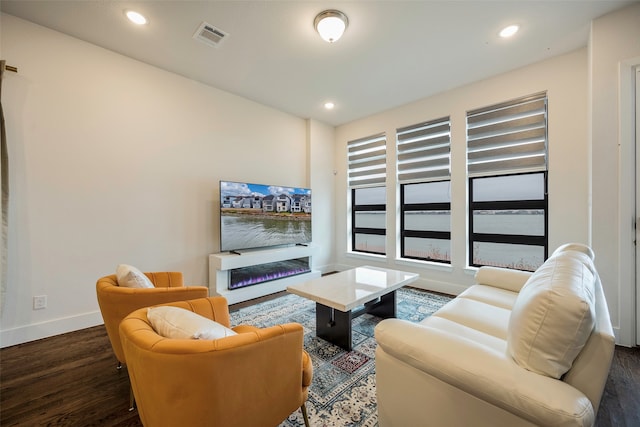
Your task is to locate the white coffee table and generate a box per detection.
[286,266,419,350]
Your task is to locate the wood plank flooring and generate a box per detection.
[596,344,640,427]
[1,299,638,426]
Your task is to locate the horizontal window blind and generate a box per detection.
[397,117,451,183]
[348,133,386,188]
[467,92,547,177]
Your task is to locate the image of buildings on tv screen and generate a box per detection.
[220,181,312,251]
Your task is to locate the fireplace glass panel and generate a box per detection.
[229,257,311,290]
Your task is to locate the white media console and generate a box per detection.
[209,245,321,304]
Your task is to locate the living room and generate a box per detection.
[1,1,639,426]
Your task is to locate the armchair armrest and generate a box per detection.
[231,324,312,390]
[474,266,532,293]
[375,318,594,427]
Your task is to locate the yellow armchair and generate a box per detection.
[96,271,209,367]
[119,296,313,427]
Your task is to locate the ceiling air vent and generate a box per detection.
[193,22,228,48]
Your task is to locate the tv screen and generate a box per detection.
[219,180,312,252]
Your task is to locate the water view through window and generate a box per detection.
[401,181,451,262]
[470,172,547,271]
[354,210,544,268]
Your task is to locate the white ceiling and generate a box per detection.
[1,1,634,126]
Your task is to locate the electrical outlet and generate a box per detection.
[33,295,47,310]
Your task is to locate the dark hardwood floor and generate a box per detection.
[1,325,140,427]
[1,297,638,426]
[597,344,640,427]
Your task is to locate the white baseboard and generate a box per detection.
[0,311,104,348]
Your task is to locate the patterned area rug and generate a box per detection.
[229,287,453,427]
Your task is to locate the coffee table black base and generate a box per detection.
[315,290,397,351]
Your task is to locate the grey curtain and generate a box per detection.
[0,60,8,315]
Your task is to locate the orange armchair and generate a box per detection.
[96,271,209,368]
[119,296,313,427]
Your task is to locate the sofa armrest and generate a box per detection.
[562,274,615,414]
[474,266,532,293]
[375,319,594,427]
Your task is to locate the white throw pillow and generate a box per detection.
[147,306,237,340]
[507,250,596,379]
[116,264,154,288]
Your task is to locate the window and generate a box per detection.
[348,133,386,255]
[352,187,386,255]
[397,117,451,263]
[467,93,548,270]
[469,172,547,270]
[401,181,451,262]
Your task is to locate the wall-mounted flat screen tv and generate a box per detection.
[219,180,312,252]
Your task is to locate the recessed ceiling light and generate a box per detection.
[499,25,519,38]
[324,102,335,110]
[125,10,148,25]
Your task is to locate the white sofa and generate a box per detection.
[374,244,615,427]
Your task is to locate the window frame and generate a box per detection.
[400,180,451,263]
[468,171,548,270]
[351,187,387,255]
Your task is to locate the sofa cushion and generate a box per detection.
[116,264,154,288]
[458,284,519,310]
[507,250,596,378]
[433,297,512,340]
[147,306,237,340]
[474,266,532,294]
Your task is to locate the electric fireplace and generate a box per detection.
[228,257,311,290]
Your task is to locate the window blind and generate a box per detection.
[348,133,386,188]
[467,92,547,177]
[397,117,451,183]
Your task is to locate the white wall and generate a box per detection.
[307,119,335,271]
[334,48,590,296]
[590,3,640,346]
[0,14,334,347]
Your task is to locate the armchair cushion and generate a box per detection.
[116,264,154,288]
[507,250,596,379]
[148,306,237,340]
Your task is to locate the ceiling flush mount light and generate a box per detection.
[499,24,519,38]
[314,10,348,43]
[324,102,335,110]
[125,10,148,25]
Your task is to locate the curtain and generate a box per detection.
[0,60,8,315]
